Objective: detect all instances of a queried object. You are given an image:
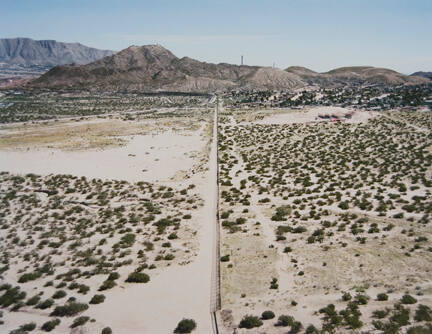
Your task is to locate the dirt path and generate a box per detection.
[210,98,221,330]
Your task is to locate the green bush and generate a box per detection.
[261,310,275,320]
[305,324,319,334]
[98,279,116,291]
[26,295,41,306]
[342,292,352,301]
[401,294,417,304]
[377,293,388,301]
[0,286,26,307]
[101,327,113,334]
[125,272,150,283]
[70,316,90,328]
[220,255,230,262]
[18,272,41,283]
[41,319,60,332]
[239,315,263,329]
[174,318,197,333]
[407,325,432,334]
[10,322,37,333]
[89,294,106,304]
[107,272,120,281]
[36,298,54,310]
[414,304,432,322]
[50,302,89,317]
[277,315,294,327]
[52,290,67,299]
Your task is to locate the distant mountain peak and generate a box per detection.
[0,37,114,67]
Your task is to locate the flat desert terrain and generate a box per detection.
[217,106,432,334]
[0,109,217,334]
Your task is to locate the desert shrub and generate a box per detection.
[125,272,150,283]
[9,322,37,334]
[168,233,178,240]
[89,294,106,304]
[291,321,303,333]
[407,325,432,334]
[164,254,175,260]
[377,293,389,301]
[41,319,60,332]
[50,302,89,316]
[401,294,417,304]
[270,278,278,289]
[261,310,275,320]
[0,286,26,307]
[338,201,349,210]
[26,295,41,306]
[220,255,230,262]
[70,316,90,328]
[373,309,390,319]
[78,284,90,294]
[18,271,42,283]
[414,304,432,322]
[390,304,410,326]
[305,325,319,334]
[277,315,294,327]
[239,315,263,329]
[98,279,116,291]
[52,290,67,299]
[107,272,120,281]
[101,328,113,334]
[342,292,352,301]
[174,318,197,333]
[36,298,54,309]
[355,294,369,305]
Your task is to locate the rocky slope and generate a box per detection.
[411,71,432,80]
[30,44,430,92]
[31,45,305,92]
[0,38,114,66]
[286,65,430,87]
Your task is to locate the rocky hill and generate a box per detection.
[0,38,114,67]
[31,45,305,92]
[286,65,429,87]
[30,44,430,92]
[411,71,432,80]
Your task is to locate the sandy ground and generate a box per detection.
[248,106,378,125]
[216,107,432,333]
[0,131,205,183]
[85,112,218,334]
[0,113,216,333]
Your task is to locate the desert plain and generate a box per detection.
[0,96,431,334]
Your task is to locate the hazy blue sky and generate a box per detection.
[1,0,431,73]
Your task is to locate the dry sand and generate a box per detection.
[248,106,378,125]
[0,131,204,183]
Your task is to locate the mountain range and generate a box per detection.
[31,44,430,92]
[0,38,114,67]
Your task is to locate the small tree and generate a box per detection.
[174,318,196,333]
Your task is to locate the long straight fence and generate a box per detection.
[210,96,221,334]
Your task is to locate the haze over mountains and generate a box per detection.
[0,38,114,67]
[32,44,430,92]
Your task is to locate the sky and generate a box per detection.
[1,0,431,73]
